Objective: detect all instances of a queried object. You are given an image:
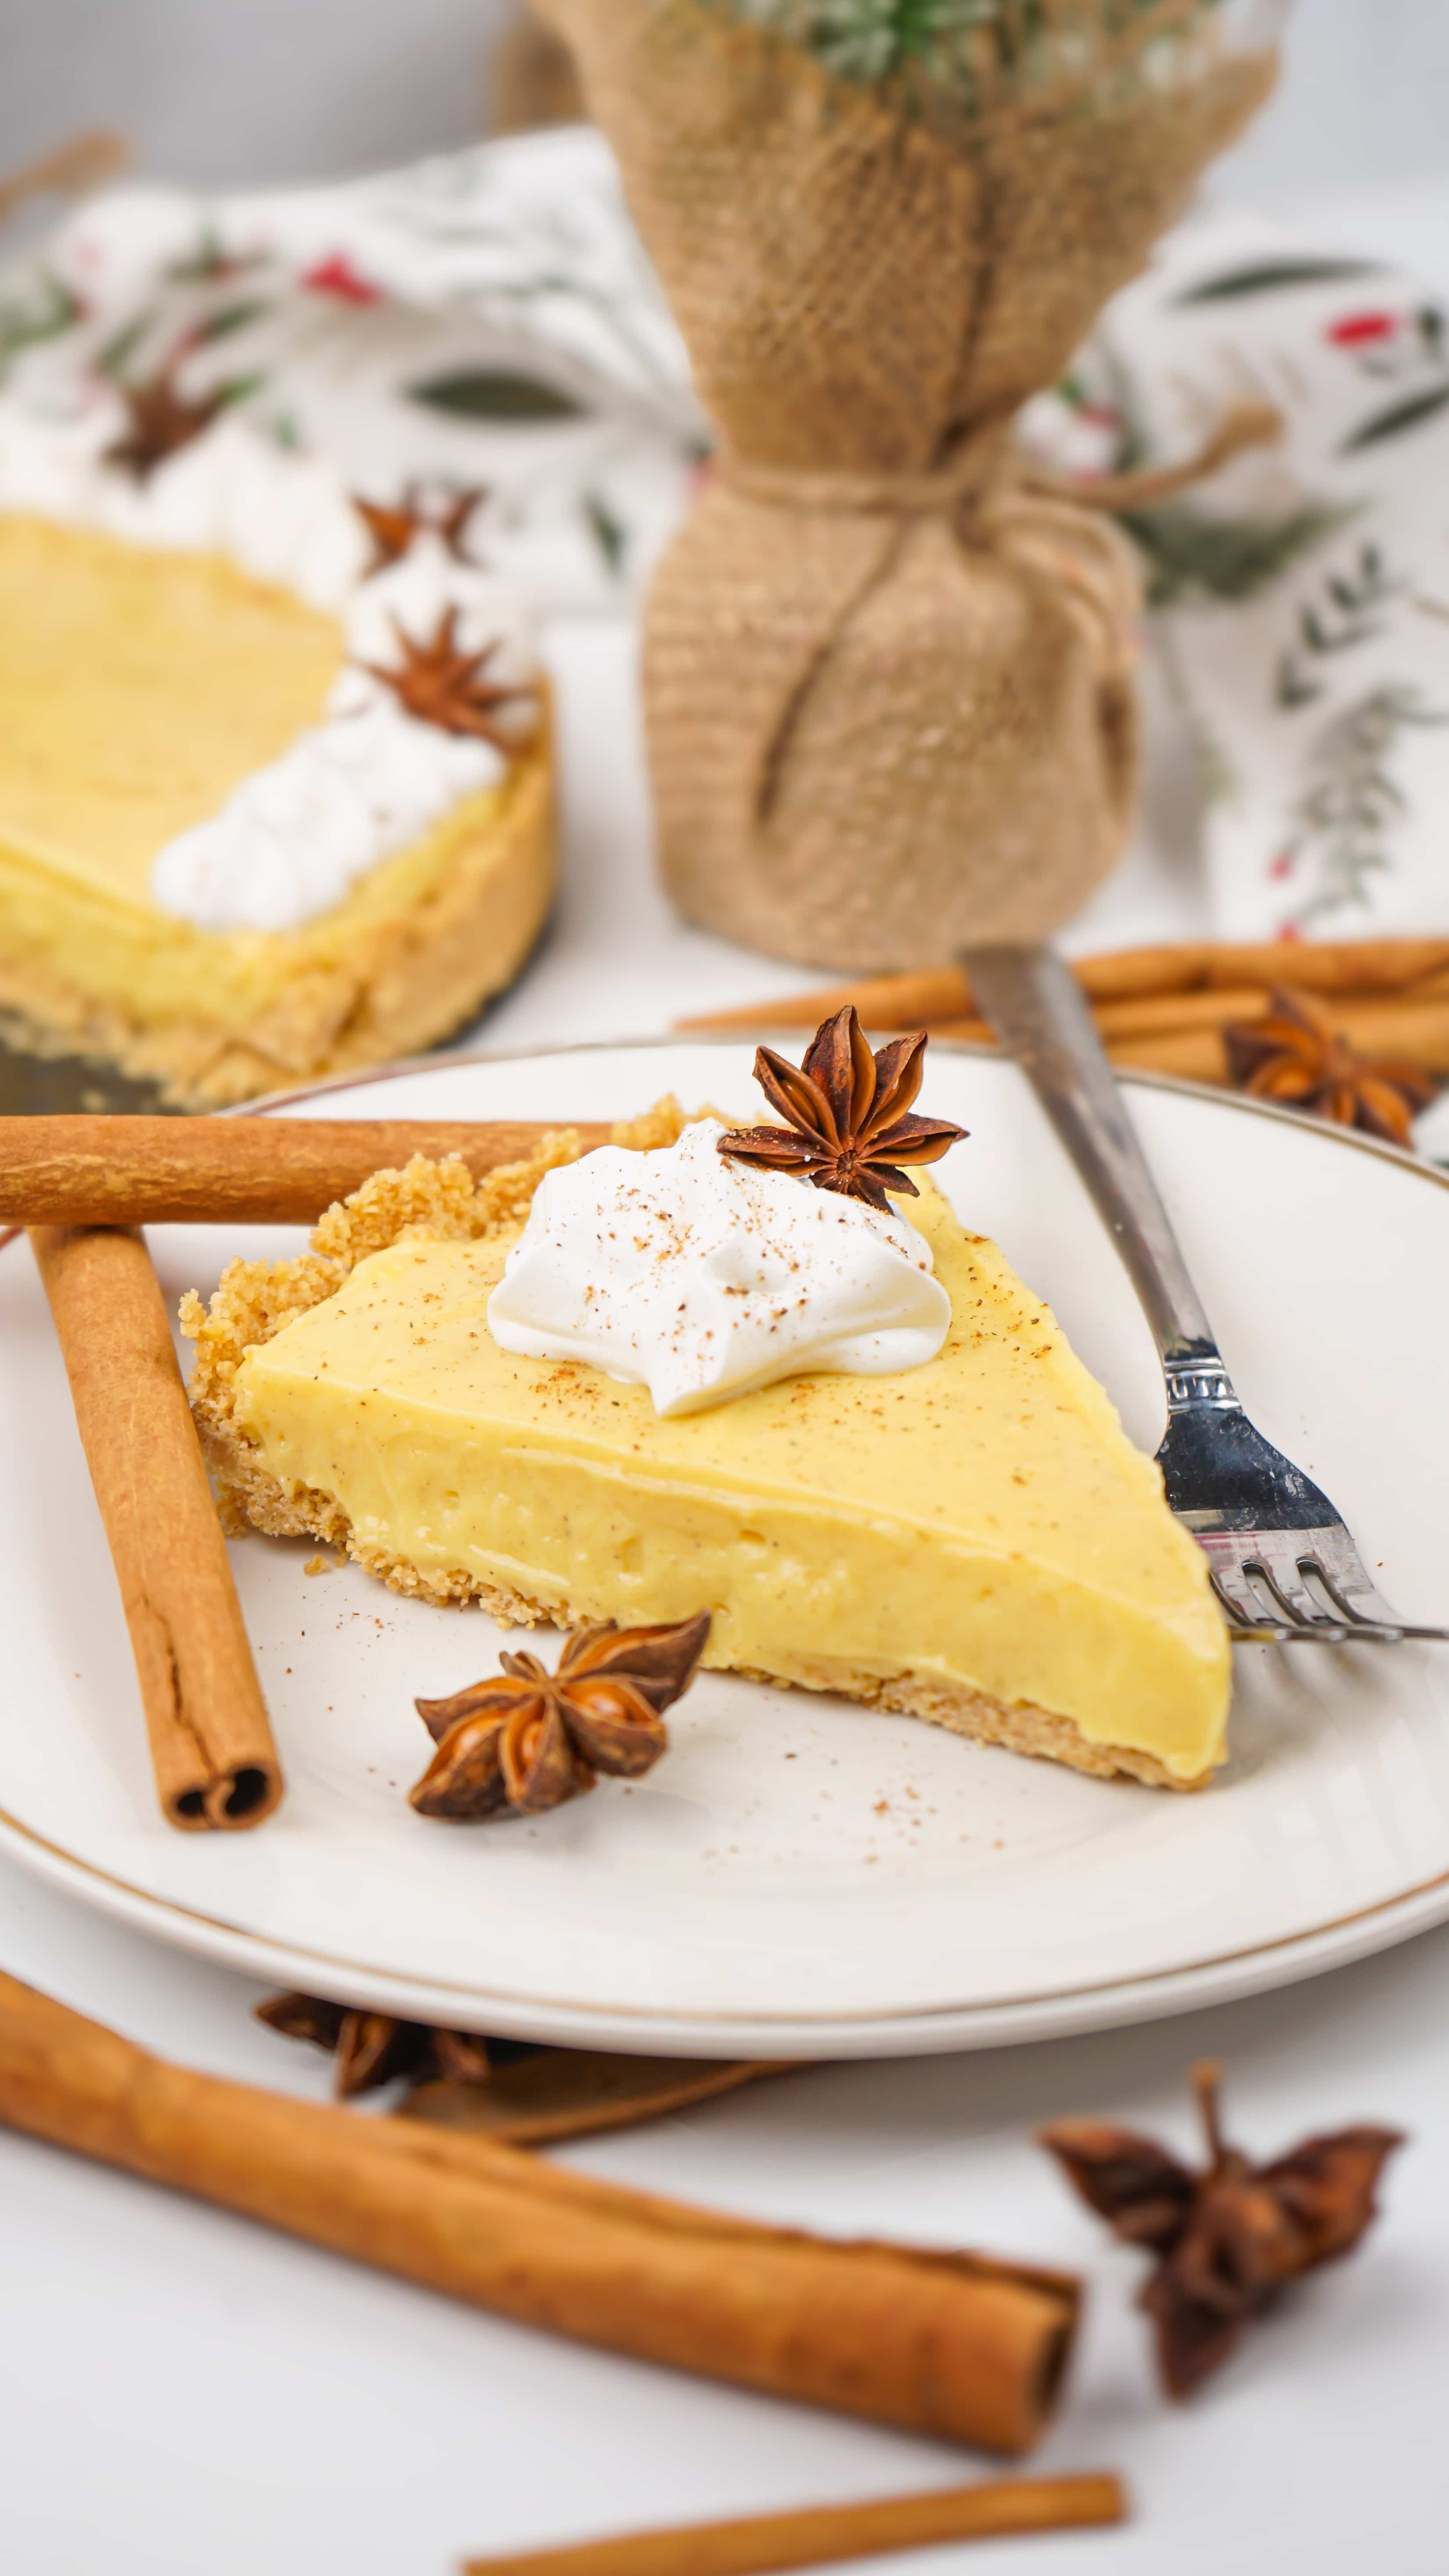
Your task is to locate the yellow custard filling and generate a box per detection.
[231,1182,1230,1781]
[0,513,342,907]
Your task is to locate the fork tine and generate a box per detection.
[1206,1542,1445,1643]
[1244,1556,1348,1641]
[1204,1542,1358,1643]
[1209,1571,1260,1629]
[1301,1556,1404,1637]
[1208,1556,1300,1638]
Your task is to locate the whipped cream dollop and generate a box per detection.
[0,397,540,934]
[487,1120,952,1417]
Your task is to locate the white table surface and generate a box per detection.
[8,189,1449,2576]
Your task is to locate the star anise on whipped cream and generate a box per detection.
[718,1004,967,1215]
[256,1991,499,2098]
[410,1612,711,1821]
[104,367,232,480]
[353,481,487,575]
[359,607,538,748]
[1223,988,1435,1147]
[1041,2059,1403,2399]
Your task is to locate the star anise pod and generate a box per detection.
[717,1005,967,1216]
[103,367,232,480]
[255,1991,500,2099]
[1040,2060,1403,2399]
[409,1611,711,1821]
[358,607,538,749]
[353,481,487,575]
[1224,988,1436,1147]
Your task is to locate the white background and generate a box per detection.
[0,1,1445,203]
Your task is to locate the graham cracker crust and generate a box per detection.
[183,1109,1206,1794]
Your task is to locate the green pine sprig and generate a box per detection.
[710,0,1229,117]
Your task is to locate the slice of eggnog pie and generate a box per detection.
[184,1013,1230,1789]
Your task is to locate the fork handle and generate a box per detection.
[962,943,1218,1364]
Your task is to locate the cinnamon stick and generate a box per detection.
[28,1227,281,1829]
[1105,1030,1228,1084]
[1308,994,1449,1067]
[927,1002,1449,1087]
[677,938,1449,1037]
[1081,994,1449,1082]
[0,1116,613,1230]
[1092,987,1269,1039]
[1073,936,1449,1001]
[678,949,1449,1085]
[678,969,973,1034]
[461,2473,1126,2576]
[0,1973,1081,2457]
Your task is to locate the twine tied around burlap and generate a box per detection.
[720,427,1152,727]
[540,0,1280,970]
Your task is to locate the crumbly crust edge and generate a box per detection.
[182,1106,1207,1794]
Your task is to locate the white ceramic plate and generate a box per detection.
[3,1041,1448,2057]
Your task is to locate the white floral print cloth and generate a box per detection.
[1021,210,1449,941]
[4,136,1448,939]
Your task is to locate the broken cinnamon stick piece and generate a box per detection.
[0,1972,1081,2457]
[461,2473,1127,2576]
[0,1114,614,1229]
[27,1225,280,1829]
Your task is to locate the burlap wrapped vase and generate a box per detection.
[539,0,1278,968]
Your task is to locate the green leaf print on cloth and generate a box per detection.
[1339,383,1449,454]
[1120,498,1351,609]
[1173,257,1386,306]
[1021,209,1449,937]
[406,368,588,422]
[1280,686,1449,931]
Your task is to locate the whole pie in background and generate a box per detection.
[0,137,697,1108]
[0,399,553,1105]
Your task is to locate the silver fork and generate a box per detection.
[962,942,1449,1646]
